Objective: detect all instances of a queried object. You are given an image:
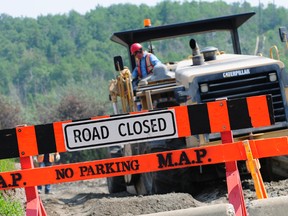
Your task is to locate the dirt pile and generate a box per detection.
[37,178,288,216]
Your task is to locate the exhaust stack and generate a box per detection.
[189,39,204,65]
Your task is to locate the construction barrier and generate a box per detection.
[1,136,288,190]
[1,95,287,216]
[221,130,247,216]
[0,95,274,159]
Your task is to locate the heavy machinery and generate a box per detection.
[108,12,288,195]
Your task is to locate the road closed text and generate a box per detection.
[118,118,167,136]
[73,118,167,143]
[64,110,177,151]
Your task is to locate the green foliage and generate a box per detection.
[0,95,23,129]
[0,160,24,216]
[0,193,23,216]
[0,159,16,172]
[0,2,286,110]
[0,96,23,214]
[32,79,110,163]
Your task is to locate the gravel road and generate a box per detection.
[38,177,288,216]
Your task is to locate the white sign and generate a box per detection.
[63,110,177,151]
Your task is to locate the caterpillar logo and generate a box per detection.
[223,69,250,78]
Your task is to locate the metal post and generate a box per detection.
[221,131,247,216]
[20,156,47,216]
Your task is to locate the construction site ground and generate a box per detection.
[27,176,288,216]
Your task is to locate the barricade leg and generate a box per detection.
[221,131,247,216]
[243,140,267,199]
[20,156,47,216]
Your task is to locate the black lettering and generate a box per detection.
[118,123,126,136]
[78,161,140,177]
[105,163,116,174]
[150,119,158,132]
[142,119,151,133]
[82,128,91,141]
[95,164,105,174]
[121,161,131,171]
[157,153,174,168]
[127,123,134,136]
[11,173,22,187]
[87,166,96,176]
[195,149,207,163]
[56,169,66,180]
[73,129,82,143]
[131,160,140,170]
[93,127,101,140]
[158,118,166,131]
[101,126,109,139]
[65,168,74,178]
[79,166,88,177]
[55,168,74,180]
[133,121,142,135]
[0,175,7,188]
[115,162,121,172]
[178,151,191,166]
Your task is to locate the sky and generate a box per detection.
[0,0,286,18]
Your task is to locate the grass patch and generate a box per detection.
[0,159,24,216]
[0,193,23,216]
[0,159,17,172]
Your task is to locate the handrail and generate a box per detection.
[270,45,280,60]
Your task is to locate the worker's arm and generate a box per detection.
[150,53,161,66]
[55,153,61,162]
[131,67,139,90]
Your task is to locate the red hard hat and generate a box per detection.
[130,43,142,54]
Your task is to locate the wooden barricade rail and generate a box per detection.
[0,95,280,216]
[1,136,288,190]
[0,95,274,159]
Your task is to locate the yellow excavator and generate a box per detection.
[107,12,288,195]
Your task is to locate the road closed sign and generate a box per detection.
[63,110,177,151]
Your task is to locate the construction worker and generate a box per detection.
[35,153,60,194]
[130,43,162,89]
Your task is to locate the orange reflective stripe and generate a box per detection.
[243,140,268,199]
[136,53,153,78]
[53,121,71,153]
[145,53,154,73]
[207,100,231,132]
[1,136,288,190]
[130,110,147,115]
[246,95,272,128]
[16,126,38,157]
[251,136,288,158]
[172,106,191,137]
[91,115,110,120]
[0,142,246,190]
[0,95,275,159]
